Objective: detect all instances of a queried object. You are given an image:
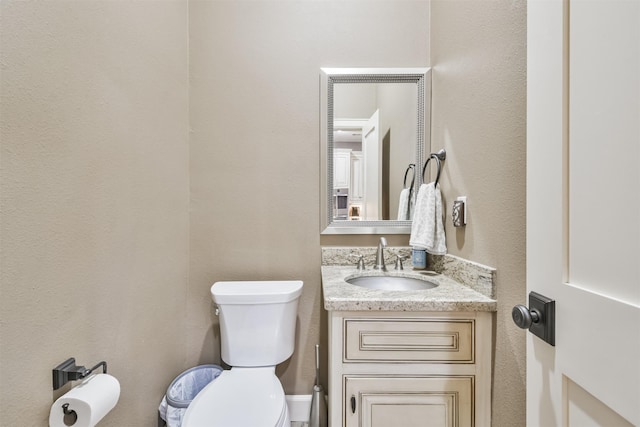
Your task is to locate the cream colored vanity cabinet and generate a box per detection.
[328,310,492,427]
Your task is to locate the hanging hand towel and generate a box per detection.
[397,188,411,220]
[409,182,447,255]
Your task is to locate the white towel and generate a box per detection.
[409,182,447,255]
[397,188,411,220]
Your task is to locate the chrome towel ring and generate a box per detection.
[421,148,446,186]
[403,163,416,190]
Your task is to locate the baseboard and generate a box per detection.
[286,394,312,422]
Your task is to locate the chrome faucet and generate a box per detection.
[373,237,388,271]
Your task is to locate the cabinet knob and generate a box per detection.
[512,304,540,329]
[350,395,356,413]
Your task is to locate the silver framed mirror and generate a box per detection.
[320,67,431,234]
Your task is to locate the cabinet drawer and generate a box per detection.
[344,318,474,363]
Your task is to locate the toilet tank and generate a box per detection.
[211,280,303,367]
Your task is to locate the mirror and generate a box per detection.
[320,68,431,234]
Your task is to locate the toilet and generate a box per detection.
[182,280,303,427]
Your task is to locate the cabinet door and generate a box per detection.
[344,376,473,427]
[334,149,351,189]
[350,152,364,201]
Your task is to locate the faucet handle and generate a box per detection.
[356,255,366,270]
[394,255,406,270]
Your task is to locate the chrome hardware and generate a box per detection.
[421,149,446,186]
[512,291,556,346]
[309,344,328,427]
[62,403,78,425]
[52,358,108,390]
[373,237,388,271]
[394,255,405,270]
[512,304,540,329]
[356,255,365,270]
[433,148,447,161]
[403,164,416,190]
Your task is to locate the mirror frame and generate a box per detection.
[320,67,431,234]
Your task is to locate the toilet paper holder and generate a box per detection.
[61,403,77,425]
[52,357,108,390]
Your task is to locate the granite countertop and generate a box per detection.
[322,265,497,312]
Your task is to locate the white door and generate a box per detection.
[527,1,639,426]
[363,110,380,220]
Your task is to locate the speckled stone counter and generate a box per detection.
[322,247,497,312]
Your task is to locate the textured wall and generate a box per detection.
[0,2,189,425]
[430,1,527,425]
[1,1,525,424]
[188,0,429,394]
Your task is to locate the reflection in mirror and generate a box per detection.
[320,68,431,234]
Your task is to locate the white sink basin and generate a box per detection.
[346,275,438,291]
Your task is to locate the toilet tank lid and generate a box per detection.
[211,280,303,304]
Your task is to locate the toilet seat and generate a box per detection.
[182,367,288,427]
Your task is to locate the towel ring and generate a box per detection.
[421,156,441,185]
[421,149,446,186]
[403,164,416,190]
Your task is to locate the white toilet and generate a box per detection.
[182,280,303,427]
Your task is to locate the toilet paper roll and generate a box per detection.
[49,373,120,427]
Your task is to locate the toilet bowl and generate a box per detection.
[182,367,289,427]
[182,280,303,427]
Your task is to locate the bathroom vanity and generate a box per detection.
[322,250,496,427]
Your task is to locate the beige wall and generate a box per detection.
[188,0,429,394]
[1,0,526,425]
[430,1,527,425]
[377,84,419,219]
[0,2,189,426]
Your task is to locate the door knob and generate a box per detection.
[512,304,540,329]
[512,291,556,346]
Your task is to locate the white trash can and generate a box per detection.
[159,365,223,427]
